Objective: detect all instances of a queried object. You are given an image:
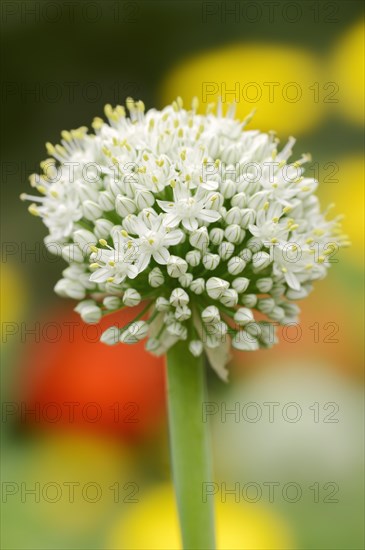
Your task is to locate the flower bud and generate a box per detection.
[156,297,170,311]
[190,278,205,294]
[135,190,155,210]
[238,248,252,262]
[227,256,246,275]
[231,277,250,293]
[201,306,220,324]
[166,321,186,338]
[54,278,86,300]
[75,300,102,324]
[241,208,256,228]
[122,214,139,234]
[221,179,236,198]
[115,195,136,217]
[73,229,97,253]
[120,320,148,343]
[240,294,257,307]
[209,227,224,245]
[123,288,141,307]
[225,224,243,244]
[258,298,276,314]
[206,277,229,299]
[175,305,191,321]
[178,273,194,288]
[202,253,220,270]
[189,340,203,357]
[83,200,103,220]
[234,307,254,326]
[167,256,188,278]
[94,219,114,239]
[270,306,285,321]
[189,227,209,250]
[99,191,115,211]
[218,241,235,260]
[252,251,272,271]
[231,192,247,209]
[62,244,84,263]
[256,277,273,293]
[101,326,121,345]
[185,250,201,267]
[103,296,122,310]
[170,288,189,307]
[225,207,242,225]
[220,288,238,307]
[232,331,259,351]
[149,267,164,287]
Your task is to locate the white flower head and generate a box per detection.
[22,98,348,380]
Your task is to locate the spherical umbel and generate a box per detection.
[21,98,348,379]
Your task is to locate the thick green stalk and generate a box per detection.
[166,341,216,549]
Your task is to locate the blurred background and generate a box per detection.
[1,1,364,548]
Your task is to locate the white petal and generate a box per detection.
[157,200,175,213]
[89,267,111,283]
[164,229,183,246]
[153,247,170,264]
[199,209,221,223]
[164,212,181,227]
[182,217,198,231]
[127,264,139,279]
[136,254,150,273]
[285,271,301,290]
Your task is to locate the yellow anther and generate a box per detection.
[271,149,277,159]
[89,263,100,270]
[192,97,199,111]
[263,202,269,211]
[178,128,184,138]
[92,117,104,130]
[272,217,279,223]
[121,230,129,237]
[281,267,287,273]
[36,185,47,195]
[108,260,115,267]
[61,130,72,142]
[283,206,291,214]
[45,142,55,155]
[99,239,108,247]
[305,263,313,270]
[317,256,325,263]
[301,186,310,192]
[306,237,314,244]
[90,245,99,253]
[170,180,176,188]
[28,204,39,216]
[104,104,113,117]
[107,277,115,283]
[271,237,278,243]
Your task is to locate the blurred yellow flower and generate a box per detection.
[108,483,294,550]
[159,43,323,136]
[329,19,364,125]
[23,434,134,533]
[317,155,364,264]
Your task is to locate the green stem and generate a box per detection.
[166,341,216,550]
